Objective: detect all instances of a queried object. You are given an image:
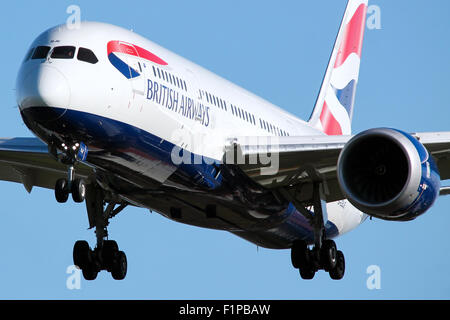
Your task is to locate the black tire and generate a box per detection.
[321,240,337,271]
[55,178,69,203]
[299,248,316,280]
[299,264,316,280]
[291,240,308,269]
[82,262,98,281]
[111,251,127,280]
[71,178,86,203]
[73,240,90,270]
[102,240,119,270]
[329,250,345,280]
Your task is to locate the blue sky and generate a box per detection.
[0,0,449,299]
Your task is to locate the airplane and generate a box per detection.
[5,0,450,281]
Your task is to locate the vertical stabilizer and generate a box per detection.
[308,0,368,135]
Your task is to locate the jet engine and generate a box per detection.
[337,128,440,220]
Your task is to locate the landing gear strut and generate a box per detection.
[287,181,346,280]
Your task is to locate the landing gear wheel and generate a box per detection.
[102,240,119,271]
[321,240,337,271]
[299,264,316,280]
[55,178,69,203]
[71,178,86,203]
[73,240,90,270]
[291,240,310,269]
[329,250,345,280]
[299,249,316,280]
[82,262,99,281]
[111,251,127,280]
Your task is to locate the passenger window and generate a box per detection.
[51,46,76,59]
[32,46,51,59]
[77,47,98,64]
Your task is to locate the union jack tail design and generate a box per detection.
[309,0,368,135]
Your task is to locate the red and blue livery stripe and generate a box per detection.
[107,40,168,79]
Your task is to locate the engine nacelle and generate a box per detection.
[337,128,440,221]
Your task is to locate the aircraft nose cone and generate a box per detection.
[17,65,70,122]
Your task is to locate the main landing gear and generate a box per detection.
[52,141,128,280]
[291,239,345,280]
[286,181,346,280]
[73,238,127,281]
[76,185,128,280]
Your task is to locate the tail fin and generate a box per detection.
[309,0,368,135]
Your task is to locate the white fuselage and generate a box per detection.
[15,22,366,249]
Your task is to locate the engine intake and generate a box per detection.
[337,128,440,220]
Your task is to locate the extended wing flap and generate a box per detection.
[225,135,351,203]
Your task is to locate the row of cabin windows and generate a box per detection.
[200,90,227,111]
[200,88,289,136]
[260,118,289,136]
[231,104,256,125]
[152,66,187,92]
[199,90,258,128]
[24,45,98,64]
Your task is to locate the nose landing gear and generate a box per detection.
[53,141,88,203]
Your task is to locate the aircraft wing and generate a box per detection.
[225,132,450,204]
[0,137,92,193]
